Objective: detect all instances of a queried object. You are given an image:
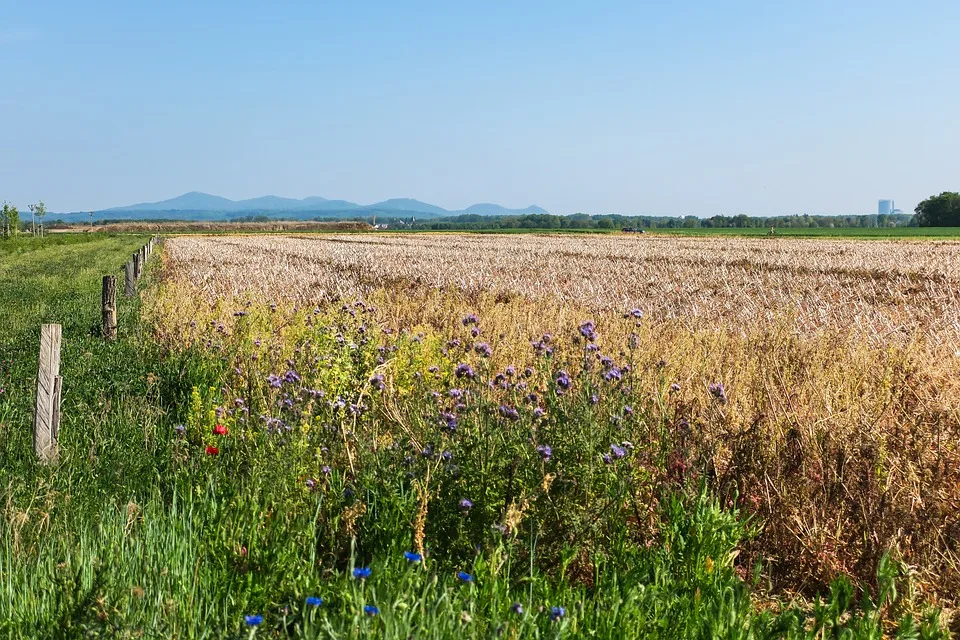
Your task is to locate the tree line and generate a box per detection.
[408,212,919,231]
[1,200,48,238]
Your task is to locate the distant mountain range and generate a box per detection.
[48,192,550,222]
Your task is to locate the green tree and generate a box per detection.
[28,200,47,237]
[914,192,960,227]
[1,202,19,239]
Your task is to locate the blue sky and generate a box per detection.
[1,1,957,215]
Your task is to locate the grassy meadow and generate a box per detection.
[0,233,955,637]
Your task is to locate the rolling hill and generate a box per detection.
[51,192,551,222]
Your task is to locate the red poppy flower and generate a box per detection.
[205,446,219,456]
[213,424,228,436]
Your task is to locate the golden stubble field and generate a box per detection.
[154,233,960,603]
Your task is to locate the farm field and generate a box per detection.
[2,232,958,637]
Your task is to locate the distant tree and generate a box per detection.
[1,202,19,239]
[914,192,960,227]
[29,201,47,237]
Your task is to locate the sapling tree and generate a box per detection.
[1,202,19,239]
[29,201,46,237]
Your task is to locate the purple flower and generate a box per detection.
[549,606,566,621]
[578,320,597,342]
[602,454,613,464]
[369,374,385,391]
[536,444,552,460]
[474,343,493,358]
[441,411,458,431]
[267,374,282,389]
[626,308,643,319]
[623,405,633,415]
[708,382,728,404]
[533,407,545,418]
[555,370,571,390]
[283,370,301,384]
[610,444,626,459]
[173,424,186,436]
[511,602,524,615]
[321,465,332,474]
[459,498,473,511]
[448,388,463,399]
[670,383,681,392]
[462,314,479,326]
[603,368,622,382]
[471,327,481,338]
[499,405,519,421]
[305,478,317,489]
[590,394,599,404]
[505,366,516,377]
[455,364,475,379]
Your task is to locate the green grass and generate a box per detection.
[0,235,949,637]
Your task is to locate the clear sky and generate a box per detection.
[1,1,957,216]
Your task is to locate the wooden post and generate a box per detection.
[133,252,142,280]
[124,260,135,296]
[102,275,117,340]
[34,324,62,464]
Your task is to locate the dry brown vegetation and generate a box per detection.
[155,232,960,605]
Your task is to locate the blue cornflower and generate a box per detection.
[457,571,474,582]
[610,444,627,459]
[404,551,422,563]
[364,604,379,616]
[353,566,372,579]
[537,444,552,460]
[305,596,323,606]
[549,606,566,621]
[459,498,473,511]
[245,614,263,626]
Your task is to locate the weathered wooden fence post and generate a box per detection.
[102,275,117,340]
[124,259,135,296]
[34,324,62,464]
[133,252,142,280]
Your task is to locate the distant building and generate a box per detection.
[878,199,894,215]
